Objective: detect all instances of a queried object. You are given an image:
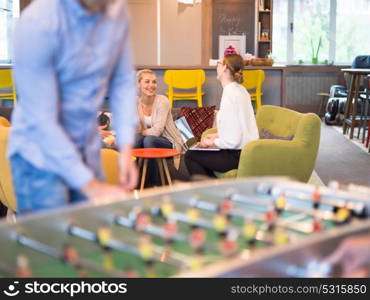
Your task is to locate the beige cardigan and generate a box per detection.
[137,94,184,169]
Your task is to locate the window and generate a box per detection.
[0,0,19,63]
[272,0,370,64]
[293,0,330,64]
[336,0,370,63]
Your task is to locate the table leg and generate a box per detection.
[343,74,355,135]
[368,128,370,153]
[162,158,172,186]
[140,158,148,191]
[156,158,166,186]
[137,157,144,170]
[362,78,370,143]
[349,75,360,139]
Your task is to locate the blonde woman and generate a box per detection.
[135,69,184,185]
[185,54,259,177]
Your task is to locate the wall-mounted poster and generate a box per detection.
[218,35,246,59]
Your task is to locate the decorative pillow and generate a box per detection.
[179,106,216,141]
[260,128,294,141]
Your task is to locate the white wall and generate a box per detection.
[128,0,202,65]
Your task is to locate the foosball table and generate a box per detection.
[0,177,369,278]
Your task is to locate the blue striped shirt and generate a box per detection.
[8,0,137,189]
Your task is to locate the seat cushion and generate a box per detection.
[260,128,294,140]
[214,169,238,179]
[179,106,216,141]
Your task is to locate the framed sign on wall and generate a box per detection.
[218,35,246,59]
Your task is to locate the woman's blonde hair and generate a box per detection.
[136,69,156,83]
[223,54,245,84]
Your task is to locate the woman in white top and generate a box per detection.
[135,69,184,185]
[185,54,259,177]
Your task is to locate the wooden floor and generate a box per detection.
[315,122,370,186]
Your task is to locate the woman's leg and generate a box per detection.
[133,133,145,148]
[184,150,241,177]
[143,135,173,186]
[143,135,172,149]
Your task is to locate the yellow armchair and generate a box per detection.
[0,126,16,212]
[202,105,321,183]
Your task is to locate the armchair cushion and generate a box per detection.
[260,128,294,140]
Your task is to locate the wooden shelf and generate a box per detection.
[257,0,273,58]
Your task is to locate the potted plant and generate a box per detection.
[310,37,322,64]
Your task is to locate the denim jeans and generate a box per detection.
[10,154,87,214]
[134,134,173,149]
[134,135,173,186]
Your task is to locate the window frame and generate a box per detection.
[0,0,20,63]
[277,0,368,65]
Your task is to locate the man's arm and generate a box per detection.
[108,18,138,191]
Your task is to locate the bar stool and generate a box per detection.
[359,75,370,143]
[341,68,370,139]
[132,148,181,191]
[316,92,330,118]
[366,120,370,152]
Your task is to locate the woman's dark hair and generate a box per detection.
[98,111,111,129]
[223,54,245,84]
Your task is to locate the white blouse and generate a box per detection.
[214,82,259,149]
[143,115,152,128]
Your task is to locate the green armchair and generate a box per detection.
[203,105,321,183]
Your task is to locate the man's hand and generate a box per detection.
[119,145,138,191]
[98,125,112,139]
[81,178,125,199]
[324,234,370,277]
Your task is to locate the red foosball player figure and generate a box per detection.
[312,186,321,210]
[163,219,178,243]
[265,209,278,232]
[189,227,207,253]
[135,212,151,232]
[219,229,238,256]
[62,244,89,277]
[122,267,139,278]
[16,255,33,278]
[62,244,79,264]
[312,218,324,232]
[218,198,233,217]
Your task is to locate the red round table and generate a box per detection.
[131,148,181,190]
